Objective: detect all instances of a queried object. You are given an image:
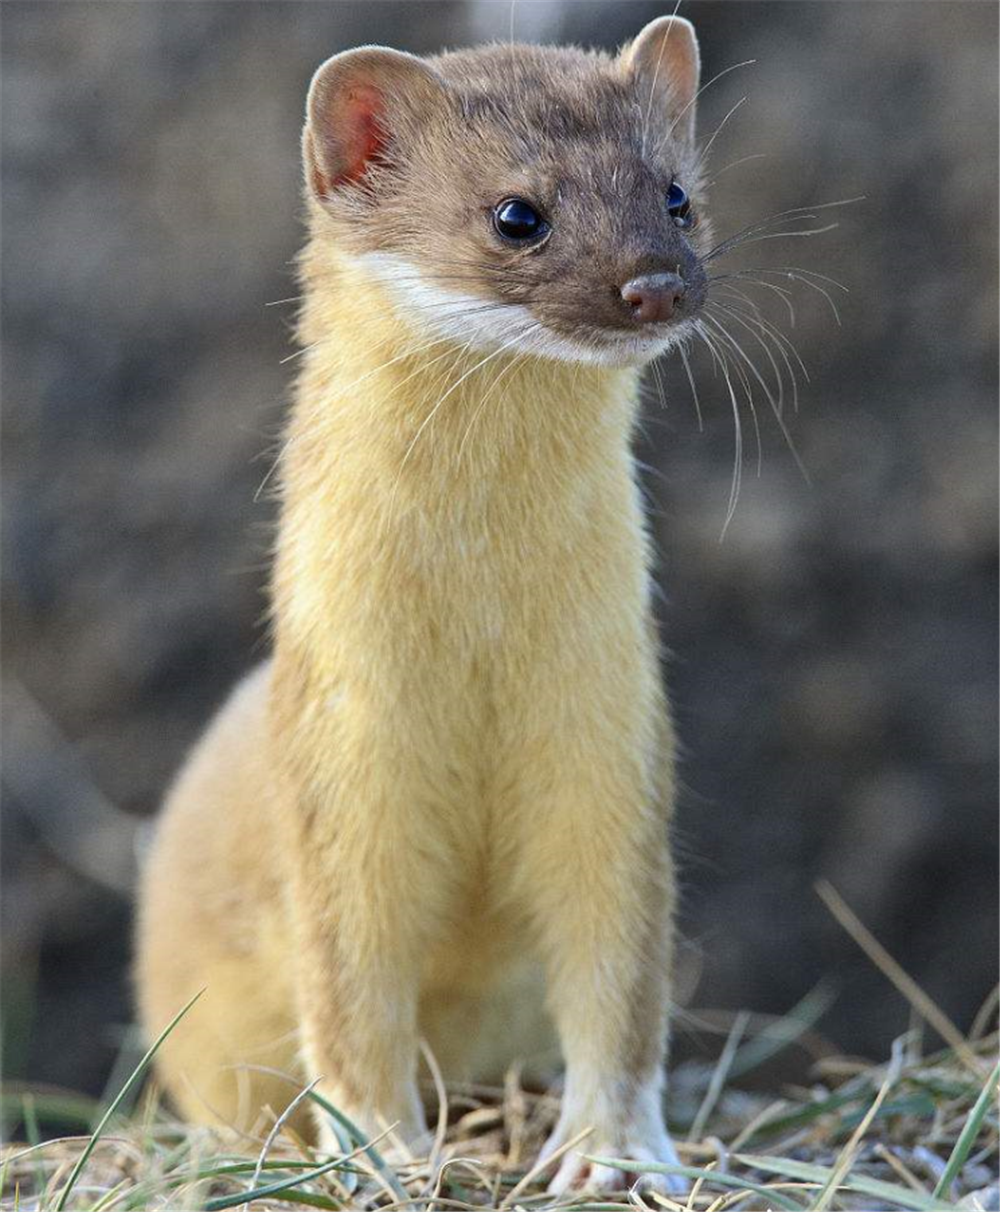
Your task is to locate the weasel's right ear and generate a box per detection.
[620,16,701,146]
[304,47,447,200]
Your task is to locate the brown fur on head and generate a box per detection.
[303,17,712,366]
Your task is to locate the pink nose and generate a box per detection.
[620,273,686,324]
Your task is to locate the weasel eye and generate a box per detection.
[667,182,695,230]
[493,198,549,242]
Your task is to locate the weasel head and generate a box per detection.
[303,17,712,367]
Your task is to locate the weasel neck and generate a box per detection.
[286,246,641,502]
[272,244,652,661]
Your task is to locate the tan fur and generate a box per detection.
[137,17,706,1194]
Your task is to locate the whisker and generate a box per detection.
[709,299,801,416]
[713,222,842,260]
[770,265,851,291]
[280,340,320,366]
[696,317,726,381]
[717,264,850,293]
[707,305,811,486]
[702,195,862,262]
[702,212,822,263]
[456,345,531,465]
[420,252,544,273]
[383,270,537,292]
[254,334,457,502]
[695,94,748,170]
[667,58,757,144]
[705,309,779,436]
[695,320,744,539]
[383,340,478,526]
[703,152,769,189]
[382,296,531,322]
[733,268,845,325]
[714,207,816,238]
[641,0,685,158]
[253,437,290,503]
[705,218,835,263]
[731,195,864,232]
[710,296,810,388]
[711,274,794,303]
[385,324,542,529]
[708,299,788,418]
[711,264,848,326]
[678,341,704,431]
[647,355,669,413]
[715,278,797,328]
[703,314,763,476]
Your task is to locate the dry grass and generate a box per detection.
[4,892,997,1210]
[3,1016,996,1211]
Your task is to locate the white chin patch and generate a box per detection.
[356,252,687,368]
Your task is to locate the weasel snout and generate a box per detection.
[620,273,686,325]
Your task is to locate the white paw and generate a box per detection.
[542,1124,688,1196]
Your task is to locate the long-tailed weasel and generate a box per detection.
[136,15,714,1195]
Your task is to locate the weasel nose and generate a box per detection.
[620,273,686,324]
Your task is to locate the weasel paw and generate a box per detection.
[542,1128,687,1196]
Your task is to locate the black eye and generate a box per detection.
[493,198,549,242]
[667,181,695,230]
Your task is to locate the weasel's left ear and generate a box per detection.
[620,16,701,146]
[304,46,448,201]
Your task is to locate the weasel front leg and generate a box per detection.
[292,910,427,1152]
[278,740,434,1152]
[288,845,429,1153]
[514,730,685,1195]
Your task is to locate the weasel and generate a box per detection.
[136,15,713,1195]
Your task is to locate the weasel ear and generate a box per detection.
[620,16,701,146]
[304,46,447,200]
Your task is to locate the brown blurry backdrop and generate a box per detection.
[2,0,997,1110]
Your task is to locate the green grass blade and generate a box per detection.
[729,979,839,1080]
[582,1155,807,1210]
[0,1089,99,1129]
[305,1090,407,1201]
[19,1091,46,1199]
[117,1155,368,1209]
[688,1008,750,1141]
[90,1028,146,1132]
[810,1039,903,1212]
[735,1152,953,1211]
[86,1175,131,1211]
[249,1193,341,1210]
[737,1076,869,1135]
[20,1091,41,1148]
[202,1154,353,1210]
[314,1101,358,1196]
[837,1093,937,1130]
[202,1159,364,1179]
[932,1058,1000,1199]
[567,1206,677,1211]
[52,989,204,1212]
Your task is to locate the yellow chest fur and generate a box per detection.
[274,250,653,718]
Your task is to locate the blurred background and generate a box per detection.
[2,0,997,1115]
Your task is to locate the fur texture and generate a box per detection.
[136,16,709,1195]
